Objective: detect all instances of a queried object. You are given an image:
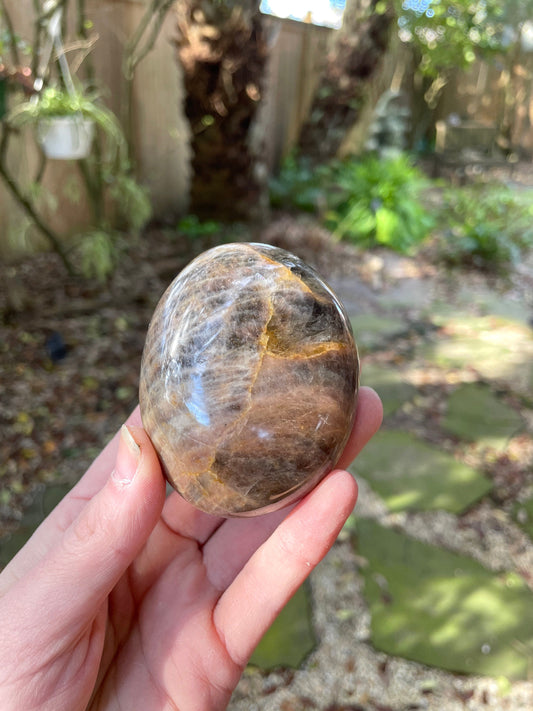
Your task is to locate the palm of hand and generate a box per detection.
[94,466,353,710]
[90,509,245,710]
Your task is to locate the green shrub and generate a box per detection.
[269,154,329,212]
[269,152,434,254]
[325,153,435,253]
[436,184,533,273]
[177,214,223,239]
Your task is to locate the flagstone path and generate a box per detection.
[232,263,533,709]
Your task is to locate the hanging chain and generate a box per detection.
[32,0,76,99]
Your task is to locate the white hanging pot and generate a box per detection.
[37,115,95,159]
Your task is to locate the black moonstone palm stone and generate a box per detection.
[139,242,359,516]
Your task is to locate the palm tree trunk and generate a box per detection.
[175,0,269,220]
[298,0,394,165]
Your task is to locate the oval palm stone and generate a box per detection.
[139,242,359,516]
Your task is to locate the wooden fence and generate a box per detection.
[0,6,333,258]
[1,3,533,259]
[256,17,333,170]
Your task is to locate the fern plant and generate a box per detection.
[270,152,434,254]
[325,153,435,253]
[436,184,533,273]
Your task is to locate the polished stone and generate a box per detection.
[139,242,359,516]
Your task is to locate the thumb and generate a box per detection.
[12,425,166,635]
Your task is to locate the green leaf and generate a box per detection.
[375,207,400,247]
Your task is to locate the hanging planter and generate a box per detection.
[37,114,95,159]
[7,87,125,164]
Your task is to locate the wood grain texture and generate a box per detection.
[139,243,359,516]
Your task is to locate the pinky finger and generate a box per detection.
[212,469,358,668]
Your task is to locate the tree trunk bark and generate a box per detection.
[297,0,395,165]
[175,0,269,221]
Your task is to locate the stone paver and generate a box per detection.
[351,430,492,514]
[248,582,315,670]
[356,518,533,679]
[360,363,417,417]
[427,291,531,327]
[443,383,524,450]
[350,314,407,352]
[419,316,533,397]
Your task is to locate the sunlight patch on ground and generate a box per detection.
[351,430,492,514]
[356,518,533,680]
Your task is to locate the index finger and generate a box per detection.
[212,468,358,668]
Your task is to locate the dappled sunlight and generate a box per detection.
[384,489,428,511]
[352,430,492,515]
[357,519,533,679]
[419,315,533,396]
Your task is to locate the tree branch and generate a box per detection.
[0,125,76,275]
[120,0,174,161]
[123,0,175,79]
[0,0,21,66]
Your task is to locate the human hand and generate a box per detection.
[0,386,382,711]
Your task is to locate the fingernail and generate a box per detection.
[113,425,141,486]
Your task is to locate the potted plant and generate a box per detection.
[7,86,123,160]
[38,112,95,160]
